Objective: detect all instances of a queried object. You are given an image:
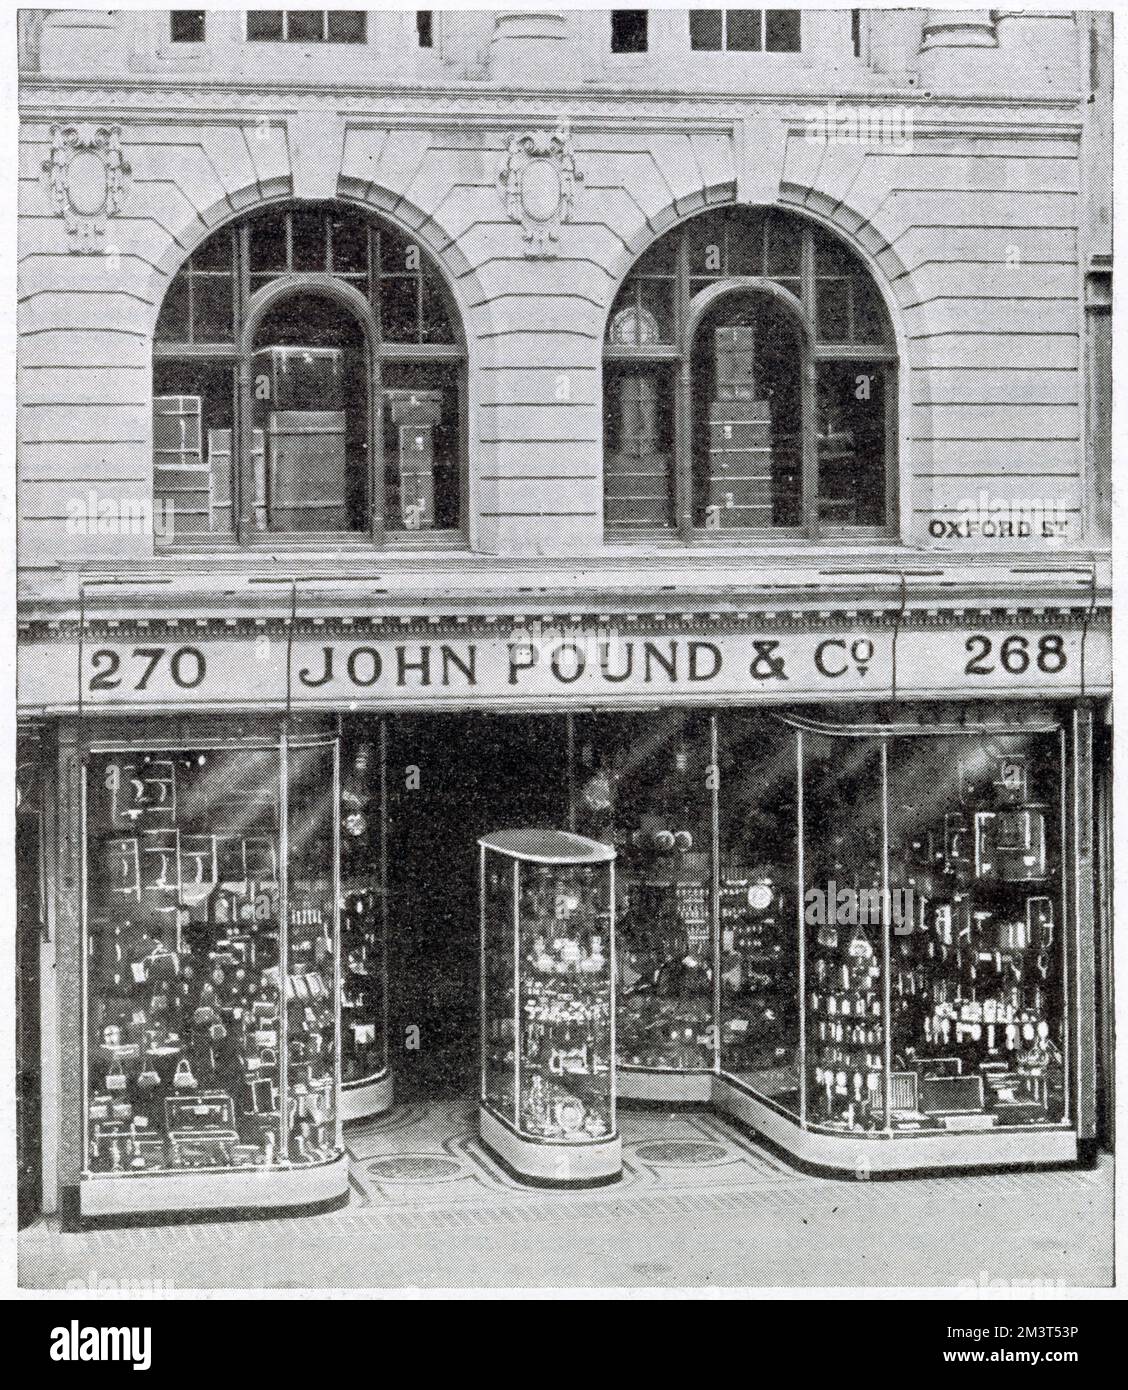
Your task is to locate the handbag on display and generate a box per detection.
[172,1058,197,1089]
[137,1059,161,1090]
[106,1058,128,1093]
[146,944,179,982]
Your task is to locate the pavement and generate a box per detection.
[19,1101,1115,1290]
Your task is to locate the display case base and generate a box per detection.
[78,1152,350,1226]
[617,1068,714,1104]
[479,1105,622,1187]
[712,1077,1079,1177]
[341,1071,394,1123]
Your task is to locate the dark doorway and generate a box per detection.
[385,714,570,1100]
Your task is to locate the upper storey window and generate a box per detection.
[690,10,801,53]
[153,204,464,546]
[169,12,205,44]
[246,12,368,43]
[611,11,649,53]
[604,208,896,540]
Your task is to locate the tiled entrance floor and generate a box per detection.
[346,1097,818,1209]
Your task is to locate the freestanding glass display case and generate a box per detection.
[479,829,621,1186]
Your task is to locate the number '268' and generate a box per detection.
[964,633,1067,677]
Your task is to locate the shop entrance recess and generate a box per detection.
[383,716,569,1101]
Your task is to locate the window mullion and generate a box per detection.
[675,228,693,540]
[800,226,820,540]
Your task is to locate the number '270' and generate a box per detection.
[964,633,1066,676]
[88,646,206,691]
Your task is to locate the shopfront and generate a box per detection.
[17,594,1108,1222]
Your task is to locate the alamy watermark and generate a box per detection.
[66,491,175,539]
[804,880,914,935]
[805,100,914,152]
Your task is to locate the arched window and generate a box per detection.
[154,202,465,544]
[603,207,896,539]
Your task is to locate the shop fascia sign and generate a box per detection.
[18,611,1110,712]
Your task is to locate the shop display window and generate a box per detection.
[480,831,615,1144]
[83,740,342,1178]
[717,713,800,1112]
[800,729,888,1130]
[575,713,716,1074]
[338,732,388,1089]
[885,731,1066,1131]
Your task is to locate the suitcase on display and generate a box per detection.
[384,388,443,530]
[714,325,757,401]
[605,374,672,528]
[207,427,267,533]
[266,411,349,532]
[706,398,774,528]
[153,395,209,536]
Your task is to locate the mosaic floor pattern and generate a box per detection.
[346,1097,813,1209]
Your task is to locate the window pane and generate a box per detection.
[686,211,728,277]
[574,714,716,1072]
[247,11,284,41]
[420,274,455,344]
[249,211,288,274]
[690,10,723,49]
[718,713,800,1112]
[382,361,461,531]
[886,732,1067,1130]
[693,292,803,527]
[416,11,433,47]
[766,213,802,278]
[330,213,369,276]
[327,11,367,43]
[191,274,234,343]
[638,278,676,344]
[291,208,326,273]
[340,730,388,1086]
[611,11,649,53]
[816,360,887,526]
[634,235,677,276]
[605,364,676,529]
[285,741,339,1159]
[816,279,851,342]
[725,210,765,277]
[155,272,190,343]
[191,229,232,273]
[252,293,369,532]
[851,274,888,344]
[170,11,205,44]
[153,362,237,538]
[802,733,887,1130]
[380,275,420,343]
[378,225,420,277]
[286,10,323,43]
[813,227,852,278]
[727,11,764,51]
[765,9,801,52]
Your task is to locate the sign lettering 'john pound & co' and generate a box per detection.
[16,619,1110,713]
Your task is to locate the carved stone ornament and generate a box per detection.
[498,121,581,257]
[41,123,131,253]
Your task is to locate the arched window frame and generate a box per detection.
[602,207,898,543]
[153,201,467,547]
